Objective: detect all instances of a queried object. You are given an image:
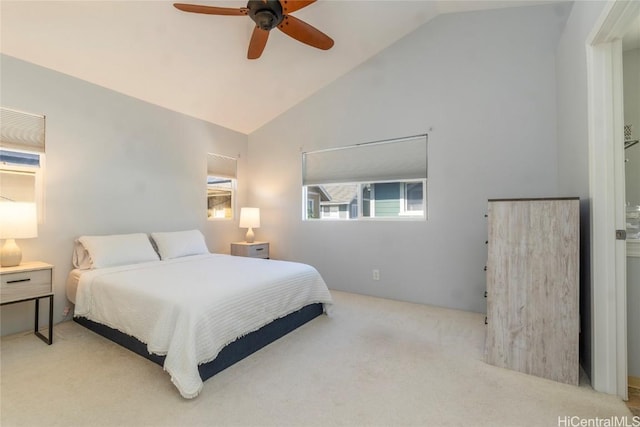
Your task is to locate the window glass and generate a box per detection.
[404,182,424,215]
[207,177,234,219]
[207,153,237,220]
[0,150,40,167]
[0,149,44,221]
[304,181,425,220]
[0,170,36,202]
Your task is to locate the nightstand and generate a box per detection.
[230,242,269,259]
[0,261,54,345]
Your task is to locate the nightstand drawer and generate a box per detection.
[246,243,269,258]
[231,242,269,259]
[1,268,52,304]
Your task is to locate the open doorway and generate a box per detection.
[587,0,640,401]
[622,16,640,410]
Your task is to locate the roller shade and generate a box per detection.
[1,107,46,153]
[303,134,427,185]
[207,153,237,179]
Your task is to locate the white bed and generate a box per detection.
[67,232,332,399]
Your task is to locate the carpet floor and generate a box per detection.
[628,387,640,417]
[0,290,634,427]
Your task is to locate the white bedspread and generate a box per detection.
[73,254,333,398]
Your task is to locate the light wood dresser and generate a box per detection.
[485,198,579,385]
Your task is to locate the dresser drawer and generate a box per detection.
[1,268,52,304]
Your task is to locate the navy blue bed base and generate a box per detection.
[73,303,324,381]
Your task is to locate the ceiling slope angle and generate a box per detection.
[0,1,560,134]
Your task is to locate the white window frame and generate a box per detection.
[399,181,425,217]
[361,183,376,219]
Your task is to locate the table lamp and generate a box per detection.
[239,207,260,243]
[0,202,38,267]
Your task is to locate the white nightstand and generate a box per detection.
[0,261,54,345]
[230,242,269,259]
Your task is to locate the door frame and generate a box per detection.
[587,0,640,399]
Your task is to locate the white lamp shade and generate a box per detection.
[0,202,38,239]
[239,207,260,229]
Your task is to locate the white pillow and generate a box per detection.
[76,233,159,269]
[150,229,209,260]
[72,241,92,270]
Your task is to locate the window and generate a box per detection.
[0,150,41,203]
[207,153,237,220]
[402,182,424,215]
[0,108,46,221]
[302,134,427,220]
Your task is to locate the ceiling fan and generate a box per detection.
[173,0,334,59]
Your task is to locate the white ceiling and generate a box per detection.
[1,0,563,134]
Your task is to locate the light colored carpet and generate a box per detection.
[0,290,633,427]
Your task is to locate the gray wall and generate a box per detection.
[0,55,248,336]
[248,4,570,313]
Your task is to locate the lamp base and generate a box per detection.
[1,239,22,267]
[245,227,255,243]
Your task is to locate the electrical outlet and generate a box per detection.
[372,269,380,281]
[62,306,70,317]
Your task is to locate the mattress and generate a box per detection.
[69,253,333,398]
[66,268,82,304]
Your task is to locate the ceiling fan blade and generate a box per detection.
[280,0,316,14]
[277,15,333,50]
[248,27,270,59]
[173,3,248,16]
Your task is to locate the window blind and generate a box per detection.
[207,153,237,179]
[303,134,427,186]
[0,107,46,153]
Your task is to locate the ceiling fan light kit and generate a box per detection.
[173,0,334,59]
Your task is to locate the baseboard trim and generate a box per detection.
[629,376,640,390]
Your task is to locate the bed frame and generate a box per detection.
[74,303,324,381]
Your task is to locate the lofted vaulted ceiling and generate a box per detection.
[1,1,563,134]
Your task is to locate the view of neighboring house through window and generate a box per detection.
[302,134,427,220]
[207,153,237,220]
[0,107,46,221]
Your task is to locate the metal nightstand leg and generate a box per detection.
[34,295,53,345]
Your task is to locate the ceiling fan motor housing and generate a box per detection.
[247,0,283,31]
